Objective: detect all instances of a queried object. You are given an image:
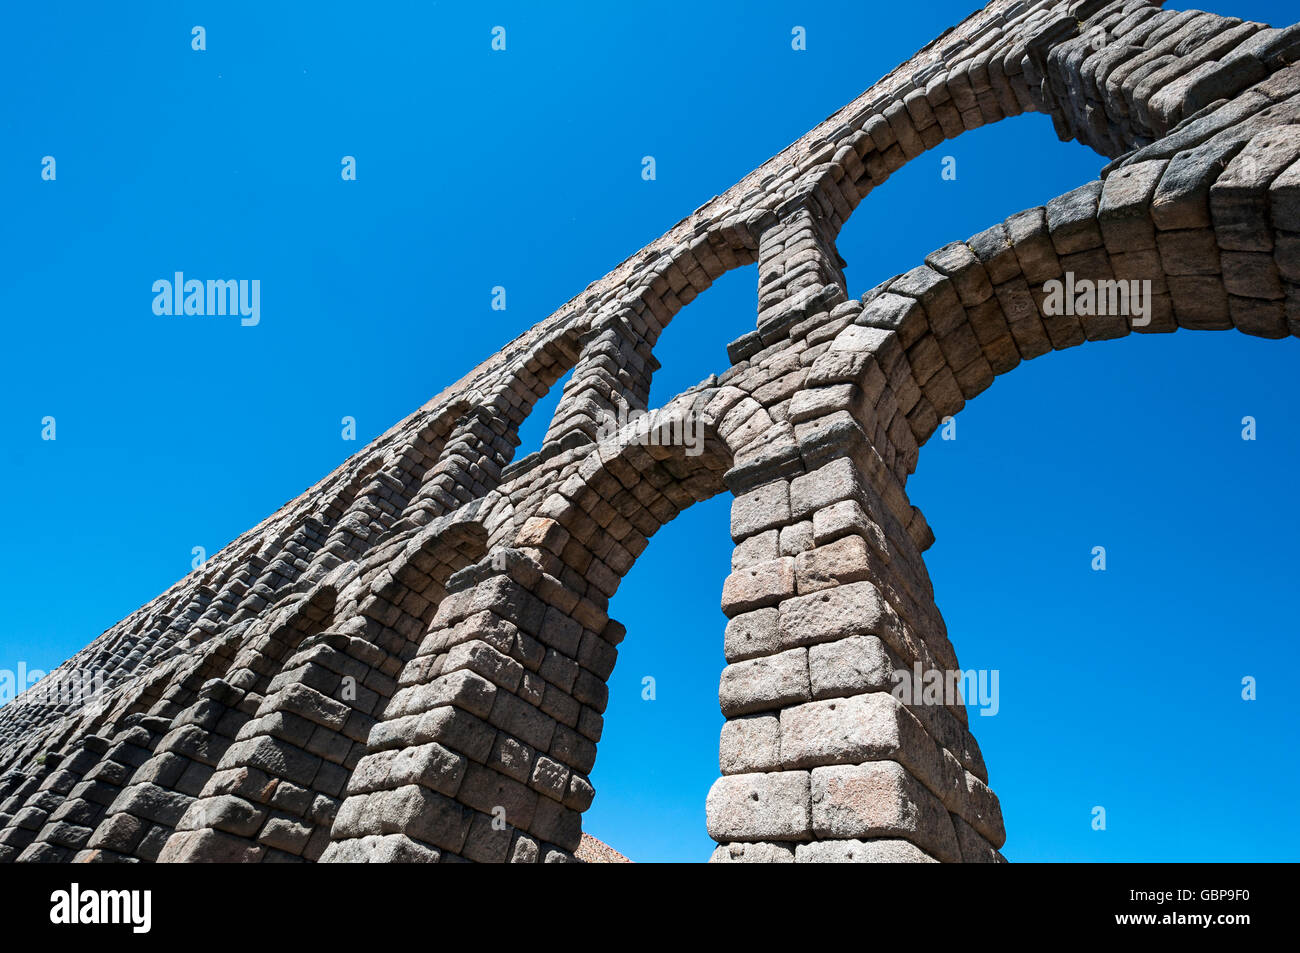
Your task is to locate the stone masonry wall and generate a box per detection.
[2,0,1298,862]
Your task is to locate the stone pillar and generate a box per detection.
[706,394,1008,859]
[321,517,617,863]
[707,445,1005,862]
[541,310,660,450]
[158,518,485,863]
[397,404,514,524]
[756,204,848,344]
[707,198,1004,862]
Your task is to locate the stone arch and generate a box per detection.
[316,393,741,862]
[526,230,766,457]
[318,399,475,558]
[13,626,254,862]
[0,614,256,862]
[791,0,1299,248]
[807,114,1300,473]
[6,0,1297,865]
[154,510,488,862]
[699,88,1298,864]
[435,326,586,493]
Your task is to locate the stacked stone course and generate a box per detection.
[3,0,1297,862]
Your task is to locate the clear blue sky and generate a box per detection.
[2,1,1295,862]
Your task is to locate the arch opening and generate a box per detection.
[907,330,1300,860]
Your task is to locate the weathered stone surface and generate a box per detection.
[779,692,935,778]
[705,772,812,842]
[793,535,872,594]
[723,608,780,663]
[777,581,902,653]
[731,482,792,540]
[709,841,796,863]
[794,838,937,863]
[720,557,797,617]
[808,635,894,700]
[719,714,781,775]
[810,761,960,861]
[719,649,811,717]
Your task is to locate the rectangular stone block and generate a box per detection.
[1211,125,1300,251]
[810,498,878,547]
[705,771,812,842]
[1156,227,1221,275]
[709,841,796,863]
[810,761,959,861]
[793,837,937,862]
[731,529,779,570]
[723,608,780,663]
[442,640,524,695]
[777,580,899,652]
[994,277,1052,358]
[790,458,866,520]
[925,241,994,307]
[1047,180,1104,255]
[719,714,781,775]
[720,557,796,617]
[385,742,467,798]
[719,648,810,717]
[1005,206,1061,283]
[456,762,539,831]
[227,735,321,788]
[730,481,792,541]
[487,693,557,752]
[1169,274,1233,328]
[1100,159,1168,252]
[414,706,496,763]
[808,635,894,700]
[953,814,1003,863]
[792,534,872,594]
[380,784,471,854]
[779,691,929,776]
[960,768,1006,848]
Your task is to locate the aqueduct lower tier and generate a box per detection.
[2,0,1297,862]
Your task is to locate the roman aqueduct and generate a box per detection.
[1,0,1296,862]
